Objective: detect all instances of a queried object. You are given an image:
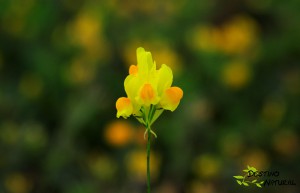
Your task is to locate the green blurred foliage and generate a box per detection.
[0,0,299,193]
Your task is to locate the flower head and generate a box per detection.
[116,47,183,135]
[116,97,133,118]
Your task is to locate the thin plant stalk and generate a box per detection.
[147,128,151,193]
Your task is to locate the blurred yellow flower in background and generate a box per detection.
[22,122,48,152]
[65,56,97,85]
[188,181,215,193]
[86,153,117,180]
[1,0,34,37]
[272,129,299,157]
[151,45,183,75]
[188,15,259,56]
[69,13,100,48]
[219,132,244,158]
[187,25,222,52]
[187,97,213,122]
[0,122,20,146]
[220,15,259,55]
[222,60,251,89]
[5,173,33,193]
[261,100,286,127]
[104,120,134,147]
[242,149,269,171]
[193,154,222,179]
[122,40,141,68]
[19,73,43,99]
[66,11,110,61]
[125,150,161,180]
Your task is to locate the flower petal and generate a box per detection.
[124,75,140,100]
[116,97,133,118]
[129,65,138,75]
[157,64,173,96]
[136,47,156,76]
[136,83,160,107]
[160,87,183,111]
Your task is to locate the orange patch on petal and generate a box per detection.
[140,84,155,101]
[116,97,131,111]
[165,87,183,104]
[129,65,138,75]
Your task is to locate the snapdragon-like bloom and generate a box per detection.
[116,47,183,135]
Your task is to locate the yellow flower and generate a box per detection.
[116,47,183,135]
[116,97,133,118]
[160,87,183,111]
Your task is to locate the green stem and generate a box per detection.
[147,127,151,193]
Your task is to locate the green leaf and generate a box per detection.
[260,181,264,184]
[149,108,164,125]
[243,182,249,186]
[252,179,257,183]
[237,180,242,185]
[233,176,244,179]
[247,165,251,170]
[256,183,262,188]
[243,169,249,172]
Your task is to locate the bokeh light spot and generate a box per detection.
[104,120,134,147]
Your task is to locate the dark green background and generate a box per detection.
[0,0,299,193]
